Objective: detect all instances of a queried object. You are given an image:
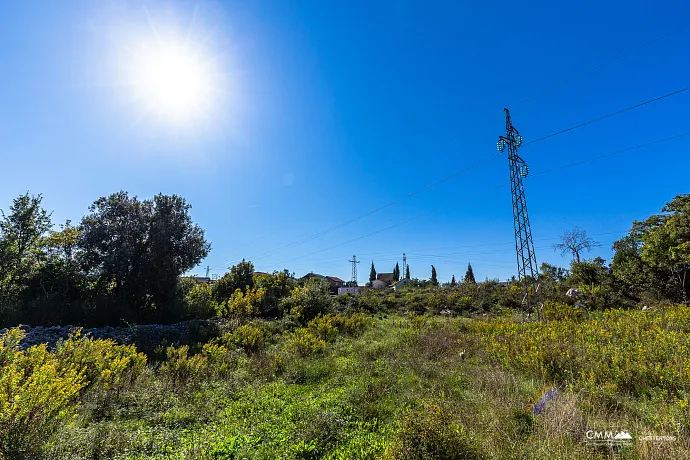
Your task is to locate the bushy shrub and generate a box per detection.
[55,329,147,392]
[0,328,86,459]
[229,323,265,352]
[307,313,369,342]
[216,287,265,319]
[308,314,339,342]
[334,293,361,314]
[281,279,334,324]
[283,328,327,357]
[184,282,216,319]
[254,271,296,318]
[158,345,208,391]
[200,342,240,377]
[383,403,484,459]
[540,301,585,322]
[407,312,434,331]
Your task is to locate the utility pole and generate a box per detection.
[348,255,360,285]
[402,253,407,279]
[497,108,541,319]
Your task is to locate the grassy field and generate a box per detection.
[3,305,690,459]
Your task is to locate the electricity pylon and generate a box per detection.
[349,255,360,285]
[497,108,541,319]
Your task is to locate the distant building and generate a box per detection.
[370,279,387,289]
[180,276,212,285]
[300,272,346,294]
[392,278,413,290]
[300,272,328,282]
[326,276,345,289]
[338,286,364,295]
[376,273,396,285]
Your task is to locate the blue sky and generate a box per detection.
[1,0,689,283]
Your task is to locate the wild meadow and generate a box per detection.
[2,304,689,459]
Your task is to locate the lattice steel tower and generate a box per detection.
[349,255,360,285]
[497,108,541,318]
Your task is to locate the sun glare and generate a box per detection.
[98,5,238,138]
[130,38,216,125]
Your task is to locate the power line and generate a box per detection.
[224,22,689,263]
[523,86,690,146]
[275,184,508,266]
[252,153,502,261]
[246,86,690,263]
[274,129,690,268]
[531,131,690,177]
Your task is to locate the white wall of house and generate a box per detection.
[393,278,413,290]
[338,287,363,295]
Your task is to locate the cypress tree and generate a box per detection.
[369,261,377,282]
[431,265,438,286]
[464,263,476,284]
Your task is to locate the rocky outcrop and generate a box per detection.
[1,318,236,354]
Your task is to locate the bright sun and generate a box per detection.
[129,38,217,126]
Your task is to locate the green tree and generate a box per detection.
[405,264,410,280]
[214,259,255,302]
[369,261,377,282]
[451,274,456,286]
[431,265,438,286]
[254,269,297,318]
[569,257,609,286]
[142,194,211,318]
[22,220,86,324]
[78,191,209,323]
[464,263,476,284]
[611,229,653,302]
[539,262,568,284]
[0,193,52,295]
[538,262,568,299]
[639,194,690,305]
[393,262,400,282]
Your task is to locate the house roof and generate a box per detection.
[301,272,326,280]
[327,276,345,283]
[377,273,395,283]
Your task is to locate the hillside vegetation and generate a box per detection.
[1,192,689,458]
[0,305,688,459]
